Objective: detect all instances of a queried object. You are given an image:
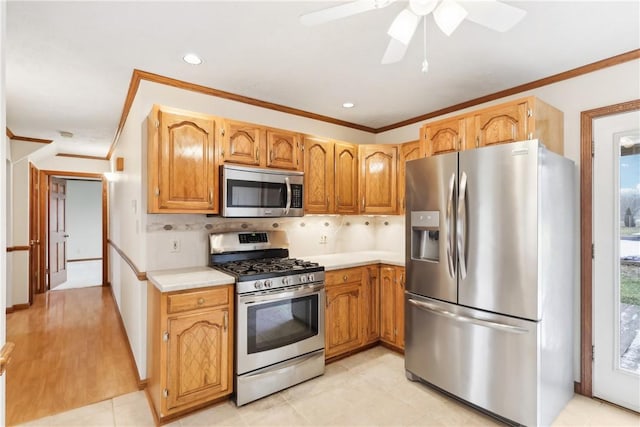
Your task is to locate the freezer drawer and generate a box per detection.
[405,294,539,426]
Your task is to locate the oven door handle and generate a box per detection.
[240,283,324,304]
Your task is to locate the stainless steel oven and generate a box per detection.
[221,164,304,217]
[237,282,324,373]
[209,230,325,406]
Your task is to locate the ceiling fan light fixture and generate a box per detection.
[183,53,203,65]
[409,0,438,16]
[387,8,420,44]
[433,1,468,36]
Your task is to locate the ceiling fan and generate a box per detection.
[300,0,526,71]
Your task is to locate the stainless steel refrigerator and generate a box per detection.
[405,140,575,426]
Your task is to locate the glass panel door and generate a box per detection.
[619,133,640,373]
[593,111,640,412]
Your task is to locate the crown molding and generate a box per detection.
[106,48,640,159]
[5,128,53,144]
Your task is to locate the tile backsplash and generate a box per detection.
[144,214,405,271]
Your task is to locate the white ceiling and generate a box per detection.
[6,1,640,158]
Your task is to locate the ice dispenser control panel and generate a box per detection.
[411,211,440,262]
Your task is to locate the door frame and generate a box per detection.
[34,170,108,292]
[579,98,640,396]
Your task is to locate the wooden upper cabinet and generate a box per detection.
[303,136,335,214]
[398,140,423,213]
[220,120,263,166]
[266,129,301,170]
[359,145,398,214]
[420,97,564,157]
[148,106,218,213]
[422,117,465,157]
[471,101,528,149]
[334,142,359,214]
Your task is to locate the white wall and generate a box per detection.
[66,180,102,260]
[0,1,8,422]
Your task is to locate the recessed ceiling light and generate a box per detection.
[59,130,74,138]
[183,53,203,65]
[342,102,355,108]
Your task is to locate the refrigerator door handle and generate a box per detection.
[446,172,456,278]
[457,171,468,279]
[408,298,528,334]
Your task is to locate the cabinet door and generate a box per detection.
[154,109,217,213]
[396,267,405,349]
[360,145,398,214]
[325,282,362,358]
[266,130,300,170]
[379,266,397,344]
[363,266,380,344]
[398,141,423,213]
[166,308,230,411]
[422,117,465,157]
[304,137,335,214]
[334,142,359,214]
[472,101,528,149]
[221,120,262,166]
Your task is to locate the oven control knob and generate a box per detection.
[307,274,314,282]
[254,281,263,290]
[264,279,272,288]
[281,277,289,286]
[300,275,307,283]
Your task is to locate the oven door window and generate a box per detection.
[247,294,319,354]
[227,179,286,208]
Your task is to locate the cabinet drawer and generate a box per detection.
[326,267,363,286]
[168,287,230,314]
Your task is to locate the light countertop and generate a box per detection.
[147,251,405,292]
[304,250,405,270]
[147,266,235,293]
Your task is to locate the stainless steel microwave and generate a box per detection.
[220,165,304,217]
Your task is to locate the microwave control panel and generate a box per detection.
[291,184,303,208]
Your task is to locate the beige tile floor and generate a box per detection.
[20,347,640,426]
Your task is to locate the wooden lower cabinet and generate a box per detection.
[379,265,405,350]
[325,267,364,358]
[363,265,380,344]
[325,264,404,360]
[147,284,234,423]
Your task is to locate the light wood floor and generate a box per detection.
[6,286,139,426]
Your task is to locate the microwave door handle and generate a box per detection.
[284,176,292,215]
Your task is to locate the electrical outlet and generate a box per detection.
[170,239,181,253]
[320,235,328,244]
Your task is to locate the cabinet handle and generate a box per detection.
[270,150,274,162]
[476,136,480,148]
[154,187,160,197]
[458,138,462,151]
[362,197,365,211]
[221,127,225,136]
[256,148,259,162]
[197,297,205,305]
[326,196,329,207]
[208,190,213,206]
[223,311,228,332]
[343,275,348,282]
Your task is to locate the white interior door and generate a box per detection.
[593,110,640,411]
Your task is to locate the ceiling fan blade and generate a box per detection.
[462,0,526,32]
[433,1,468,36]
[387,8,421,44]
[300,0,395,26]
[381,37,409,64]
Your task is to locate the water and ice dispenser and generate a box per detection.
[411,211,440,262]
